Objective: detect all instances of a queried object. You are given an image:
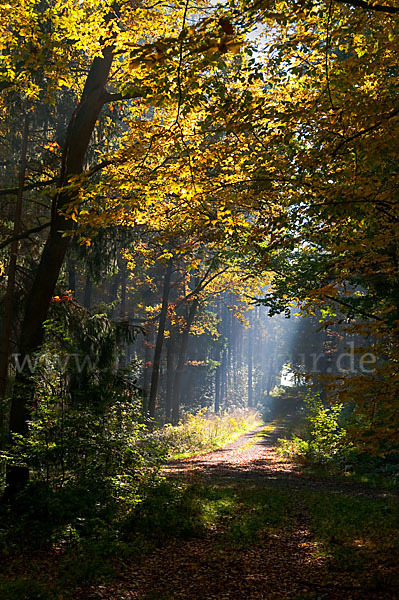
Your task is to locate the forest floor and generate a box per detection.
[80,418,399,600]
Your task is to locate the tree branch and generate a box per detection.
[324,294,384,321]
[0,222,50,250]
[335,0,399,14]
[332,106,399,155]
[103,89,148,103]
[0,178,56,197]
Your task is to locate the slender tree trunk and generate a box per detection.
[215,362,221,413]
[109,272,120,318]
[0,115,29,447]
[142,327,153,413]
[255,307,262,404]
[83,273,92,308]
[214,298,221,413]
[267,355,275,398]
[233,312,238,390]
[117,262,129,366]
[248,311,253,408]
[237,320,243,371]
[148,259,172,419]
[165,326,175,423]
[220,299,227,404]
[4,49,114,501]
[172,297,199,425]
[67,259,76,294]
[120,261,127,318]
[226,298,233,393]
[221,348,227,405]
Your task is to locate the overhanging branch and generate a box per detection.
[335,0,399,14]
[0,222,50,250]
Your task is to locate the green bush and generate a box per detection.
[277,392,351,466]
[306,394,348,463]
[0,577,53,600]
[1,390,165,547]
[277,435,310,461]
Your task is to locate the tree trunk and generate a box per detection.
[221,348,227,405]
[215,362,221,413]
[165,326,175,423]
[0,115,29,448]
[148,259,172,420]
[266,355,275,398]
[109,272,120,318]
[142,328,153,414]
[4,49,114,501]
[120,261,127,318]
[247,311,253,408]
[172,297,199,425]
[83,273,93,308]
[214,298,221,413]
[67,259,76,294]
[232,312,239,390]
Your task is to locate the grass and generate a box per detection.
[297,462,399,492]
[161,408,262,460]
[237,418,280,452]
[1,478,399,598]
[124,480,399,590]
[2,405,399,599]
[275,403,399,492]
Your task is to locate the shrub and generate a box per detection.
[277,435,310,461]
[1,389,165,547]
[277,392,351,466]
[0,577,53,600]
[306,394,348,463]
[157,408,260,458]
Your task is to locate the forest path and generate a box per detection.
[82,419,399,600]
[164,417,392,498]
[163,418,297,481]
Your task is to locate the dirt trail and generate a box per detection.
[165,418,393,499]
[82,419,398,600]
[164,419,297,479]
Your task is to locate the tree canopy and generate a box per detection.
[1,0,399,501]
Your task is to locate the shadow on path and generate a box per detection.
[165,419,396,499]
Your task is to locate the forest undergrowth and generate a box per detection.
[1,404,398,600]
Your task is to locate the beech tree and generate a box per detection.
[0,0,252,498]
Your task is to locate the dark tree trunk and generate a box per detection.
[255,307,262,404]
[67,260,76,294]
[221,348,227,405]
[83,273,93,308]
[172,297,199,425]
[142,328,153,413]
[109,272,120,318]
[232,312,239,390]
[215,363,221,413]
[120,261,127,318]
[214,298,221,413]
[237,320,243,371]
[148,260,172,420]
[0,116,29,447]
[4,49,114,501]
[165,326,175,423]
[226,298,233,392]
[219,300,227,404]
[247,311,253,408]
